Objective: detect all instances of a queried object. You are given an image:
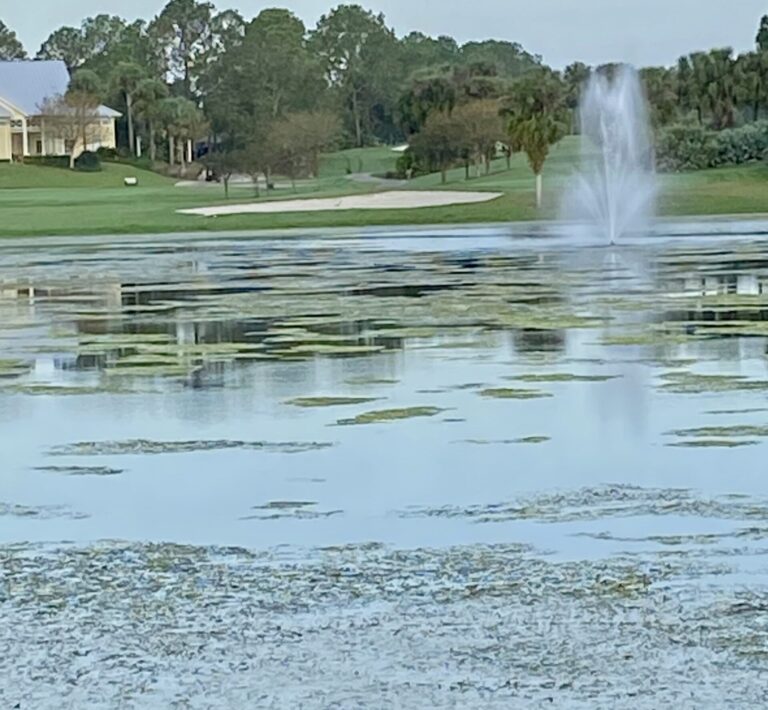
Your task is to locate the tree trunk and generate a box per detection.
[224,175,230,199]
[441,167,447,184]
[352,90,363,148]
[149,123,157,162]
[535,172,543,209]
[506,153,511,170]
[465,161,470,180]
[69,152,76,170]
[126,92,135,156]
[169,135,175,166]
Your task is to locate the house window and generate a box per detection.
[10,120,22,129]
[65,140,75,154]
[36,141,43,155]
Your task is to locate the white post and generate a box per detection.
[187,139,193,164]
[136,136,142,158]
[21,117,29,157]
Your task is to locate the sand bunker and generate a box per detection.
[178,190,502,217]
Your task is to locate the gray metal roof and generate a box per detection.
[0,60,120,118]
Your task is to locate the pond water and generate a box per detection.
[4,223,768,707]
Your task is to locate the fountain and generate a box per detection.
[563,65,657,244]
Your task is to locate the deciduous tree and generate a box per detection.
[0,20,26,60]
[310,5,400,147]
[506,69,568,207]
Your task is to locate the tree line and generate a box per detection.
[2,5,768,200]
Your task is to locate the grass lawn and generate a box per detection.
[1,138,768,237]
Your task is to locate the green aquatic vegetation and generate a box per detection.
[336,406,445,426]
[344,376,400,386]
[282,344,387,356]
[666,439,760,448]
[0,358,30,378]
[399,484,768,524]
[0,383,139,396]
[479,387,552,400]
[666,425,768,438]
[0,502,89,519]
[459,436,550,445]
[286,396,380,407]
[511,373,620,383]
[706,408,768,416]
[34,465,124,476]
[516,436,551,444]
[599,331,703,347]
[105,364,199,378]
[48,439,334,456]
[242,501,343,520]
[659,371,768,394]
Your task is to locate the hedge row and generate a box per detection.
[656,121,768,172]
[23,152,103,172]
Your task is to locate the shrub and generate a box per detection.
[713,122,768,166]
[74,151,102,172]
[656,121,768,172]
[96,147,118,161]
[655,124,716,172]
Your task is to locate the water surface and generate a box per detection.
[3,223,768,707]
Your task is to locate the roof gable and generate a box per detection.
[0,60,120,118]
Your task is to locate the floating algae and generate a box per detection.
[667,440,760,449]
[659,371,768,395]
[34,465,124,476]
[459,436,551,445]
[0,502,89,519]
[242,501,343,520]
[336,406,445,426]
[48,439,335,456]
[511,373,620,383]
[285,396,380,408]
[0,359,31,379]
[479,388,553,400]
[399,484,768,524]
[3,539,768,706]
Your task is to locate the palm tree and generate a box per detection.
[110,62,145,155]
[134,78,169,161]
[159,96,206,168]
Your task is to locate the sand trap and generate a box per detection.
[178,190,502,217]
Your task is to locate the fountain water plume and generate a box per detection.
[563,66,657,244]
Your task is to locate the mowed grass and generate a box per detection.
[1,137,768,237]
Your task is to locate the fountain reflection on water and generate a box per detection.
[563,65,657,244]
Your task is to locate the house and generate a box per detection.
[0,60,119,162]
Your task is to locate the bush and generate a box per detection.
[655,124,716,172]
[393,148,428,179]
[23,155,70,169]
[713,122,768,166]
[96,147,118,161]
[74,151,102,172]
[656,121,768,172]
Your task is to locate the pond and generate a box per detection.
[3,222,768,706]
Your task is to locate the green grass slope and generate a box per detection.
[1,141,768,237]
